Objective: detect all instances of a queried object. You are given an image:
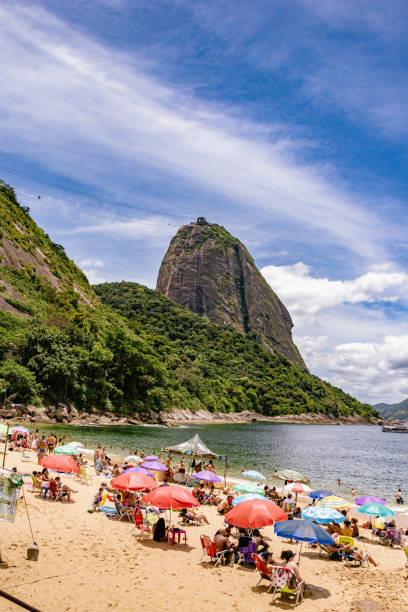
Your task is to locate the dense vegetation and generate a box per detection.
[94,282,377,419]
[0,180,377,419]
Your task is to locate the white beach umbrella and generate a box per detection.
[124,455,142,463]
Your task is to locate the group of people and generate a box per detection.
[31,468,77,502]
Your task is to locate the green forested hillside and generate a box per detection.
[0,180,377,419]
[94,281,376,419]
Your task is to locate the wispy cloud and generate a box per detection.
[0,2,398,262]
[70,216,176,244]
[262,262,408,325]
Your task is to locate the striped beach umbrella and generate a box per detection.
[319,495,352,510]
[301,505,345,524]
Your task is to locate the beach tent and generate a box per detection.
[164,434,228,484]
[164,434,217,458]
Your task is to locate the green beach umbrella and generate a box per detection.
[54,444,79,456]
[233,482,265,496]
[357,503,395,518]
[0,423,9,435]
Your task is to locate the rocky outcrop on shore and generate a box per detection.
[0,403,380,426]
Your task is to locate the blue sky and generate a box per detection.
[0,0,407,403]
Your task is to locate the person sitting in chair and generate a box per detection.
[152,518,167,542]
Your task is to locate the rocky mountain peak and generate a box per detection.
[156,220,305,367]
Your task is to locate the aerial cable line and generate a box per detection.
[0,163,195,220]
[17,188,179,229]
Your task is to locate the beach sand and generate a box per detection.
[0,450,407,612]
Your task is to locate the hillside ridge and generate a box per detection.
[0,180,377,421]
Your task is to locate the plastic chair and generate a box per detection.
[198,535,228,567]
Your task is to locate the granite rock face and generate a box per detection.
[156,220,305,367]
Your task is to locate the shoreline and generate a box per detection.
[1,403,381,427]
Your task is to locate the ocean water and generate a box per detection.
[33,422,407,505]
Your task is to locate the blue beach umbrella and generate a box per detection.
[274,519,334,564]
[301,506,345,524]
[309,489,333,500]
[357,503,395,518]
[241,470,266,480]
[232,493,268,506]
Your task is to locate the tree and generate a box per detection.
[0,360,38,404]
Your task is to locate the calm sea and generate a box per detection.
[34,422,407,506]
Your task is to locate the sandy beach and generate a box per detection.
[0,449,407,612]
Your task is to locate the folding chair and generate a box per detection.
[114,499,134,521]
[252,553,273,590]
[78,466,92,486]
[268,565,304,607]
[237,541,257,568]
[130,507,151,539]
[198,535,228,567]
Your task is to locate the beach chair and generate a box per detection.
[283,501,296,519]
[49,480,64,501]
[267,565,304,607]
[198,535,228,567]
[130,507,151,538]
[114,499,134,521]
[237,541,257,567]
[78,466,92,486]
[338,536,356,548]
[252,553,274,591]
[21,449,31,462]
[30,474,41,490]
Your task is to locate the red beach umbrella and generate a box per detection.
[141,485,200,510]
[110,471,158,492]
[225,499,287,529]
[40,454,80,475]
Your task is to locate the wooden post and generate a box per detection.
[2,423,9,468]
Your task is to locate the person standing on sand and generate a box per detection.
[94,444,101,467]
[37,436,47,464]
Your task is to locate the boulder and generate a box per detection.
[54,404,69,422]
[0,408,17,419]
[68,404,79,419]
[27,407,52,423]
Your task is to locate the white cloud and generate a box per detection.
[79,258,103,268]
[297,334,408,404]
[70,216,176,245]
[261,262,408,325]
[261,262,408,403]
[0,2,399,261]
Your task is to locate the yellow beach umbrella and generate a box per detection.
[318,495,352,511]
